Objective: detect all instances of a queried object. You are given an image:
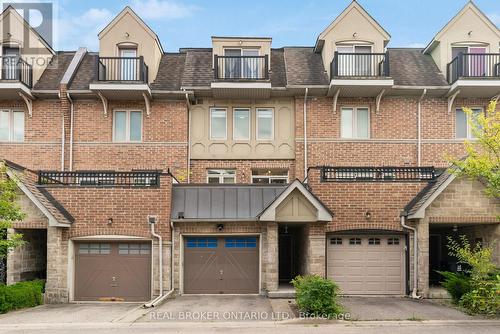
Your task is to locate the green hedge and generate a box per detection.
[291,275,342,318]
[0,280,45,314]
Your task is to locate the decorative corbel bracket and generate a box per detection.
[97,92,109,117]
[491,92,500,104]
[332,88,341,114]
[19,92,33,117]
[143,92,151,117]
[447,89,460,113]
[375,89,386,113]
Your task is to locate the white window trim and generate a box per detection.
[232,107,251,141]
[251,171,289,184]
[206,169,236,184]
[340,106,370,139]
[223,48,261,56]
[455,107,483,140]
[256,108,274,141]
[112,109,143,143]
[335,44,373,52]
[209,107,227,140]
[0,109,24,142]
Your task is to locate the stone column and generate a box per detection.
[45,226,69,303]
[306,223,326,276]
[416,218,429,298]
[265,222,278,292]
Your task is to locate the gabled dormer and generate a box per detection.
[424,1,500,93]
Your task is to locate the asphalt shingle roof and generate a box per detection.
[388,48,448,86]
[33,52,75,90]
[283,47,329,86]
[404,170,452,216]
[151,53,186,91]
[68,53,97,90]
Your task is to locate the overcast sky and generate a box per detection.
[33,0,500,51]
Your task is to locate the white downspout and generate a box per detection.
[185,92,191,183]
[401,215,421,299]
[417,89,426,167]
[59,92,65,171]
[66,92,75,171]
[303,88,309,181]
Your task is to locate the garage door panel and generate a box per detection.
[327,234,405,295]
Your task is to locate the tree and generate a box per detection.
[450,100,500,198]
[0,164,25,261]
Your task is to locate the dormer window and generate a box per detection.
[119,47,138,81]
[223,48,261,79]
[2,46,20,80]
[336,44,376,76]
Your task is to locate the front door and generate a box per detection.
[120,48,137,80]
[2,47,19,80]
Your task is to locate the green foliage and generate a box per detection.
[0,280,45,313]
[449,100,500,198]
[445,236,500,316]
[0,164,26,260]
[437,271,472,304]
[291,274,342,317]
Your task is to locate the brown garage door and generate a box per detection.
[327,235,405,295]
[75,241,151,301]
[183,236,259,294]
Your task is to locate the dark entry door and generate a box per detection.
[183,237,259,294]
[74,241,151,301]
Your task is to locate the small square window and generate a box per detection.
[330,238,342,245]
[113,110,142,142]
[388,237,400,245]
[368,238,381,245]
[349,238,361,245]
[207,169,236,184]
[341,107,369,139]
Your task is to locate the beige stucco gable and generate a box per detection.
[98,7,163,83]
[276,189,317,222]
[315,1,390,77]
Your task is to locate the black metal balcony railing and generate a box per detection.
[38,171,160,187]
[320,166,435,182]
[0,56,33,88]
[214,55,269,80]
[330,52,389,79]
[97,56,148,82]
[447,53,500,84]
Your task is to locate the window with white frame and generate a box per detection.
[113,110,142,142]
[341,107,369,139]
[0,110,24,142]
[207,169,236,184]
[210,108,227,140]
[455,107,482,139]
[233,108,250,140]
[256,108,273,140]
[251,169,288,184]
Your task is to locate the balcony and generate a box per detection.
[320,166,436,182]
[445,53,500,99]
[211,55,271,99]
[329,52,393,99]
[0,56,33,99]
[38,170,160,187]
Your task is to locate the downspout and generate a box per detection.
[417,89,426,167]
[303,88,309,181]
[185,92,191,183]
[400,214,421,299]
[59,92,65,171]
[66,92,75,171]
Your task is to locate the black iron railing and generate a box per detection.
[320,166,435,182]
[97,56,148,82]
[38,171,160,187]
[1,56,32,88]
[330,52,389,79]
[214,55,269,80]
[447,53,500,84]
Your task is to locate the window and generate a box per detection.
[186,238,217,248]
[251,169,288,184]
[223,48,260,79]
[368,238,381,245]
[119,48,138,80]
[341,107,369,139]
[207,169,236,184]
[225,237,257,248]
[78,243,111,255]
[330,238,342,245]
[210,108,227,140]
[388,237,400,245]
[0,110,24,142]
[256,108,273,140]
[337,44,373,76]
[455,108,482,139]
[118,243,150,255]
[113,110,142,142]
[233,108,250,140]
[349,238,362,245]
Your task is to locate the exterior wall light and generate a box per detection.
[107,218,113,225]
[217,224,224,231]
[365,211,372,219]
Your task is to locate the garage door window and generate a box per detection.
[349,238,362,245]
[368,238,381,245]
[78,243,111,254]
[388,237,400,245]
[186,238,217,248]
[225,237,257,248]
[119,243,151,255]
[330,238,342,245]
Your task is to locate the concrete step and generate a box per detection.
[268,290,296,299]
[428,287,451,299]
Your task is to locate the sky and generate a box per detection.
[20,0,500,52]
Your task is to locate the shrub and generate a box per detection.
[0,280,44,314]
[438,271,472,304]
[291,275,342,318]
[459,275,500,316]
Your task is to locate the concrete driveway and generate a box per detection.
[340,297,473,321]
[0,303,141,324]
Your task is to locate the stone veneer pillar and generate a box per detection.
[417,218,429,298]
[45,226,69,303]
[266,222,278,292]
